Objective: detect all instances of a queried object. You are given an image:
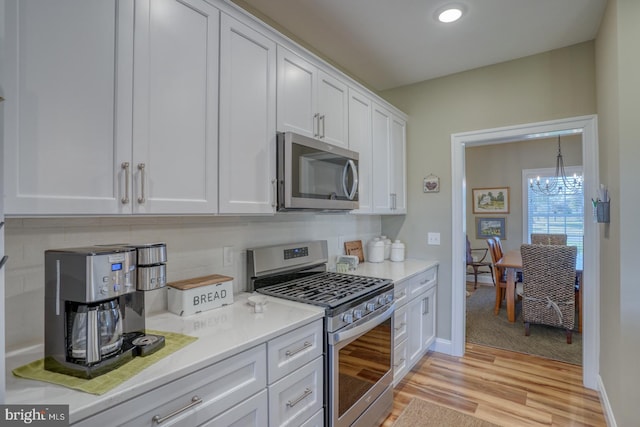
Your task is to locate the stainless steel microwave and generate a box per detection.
[277,132,359,212]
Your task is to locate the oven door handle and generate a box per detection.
[329,303,395,345]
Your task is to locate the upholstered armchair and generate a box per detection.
[518,244,577,344]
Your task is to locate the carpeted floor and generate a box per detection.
[466,285,582,365]
[392,398,499,427]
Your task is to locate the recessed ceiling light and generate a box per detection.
[437,6,464,23]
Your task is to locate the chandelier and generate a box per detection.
[529,136,583,195]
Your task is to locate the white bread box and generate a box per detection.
[167,274,234,316]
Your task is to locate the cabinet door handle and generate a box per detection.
[137,163,146,204]
[0,255,8,270]
[285,341,312,357]
[394,322,406,331]
[423,297,430,315]
[0,221,4,230]
[152,396,202,424]
[121,162,130,204]
[313,113,320,137]
[286,388,312,408]
[394,358,406,368]
[320,114,325,139]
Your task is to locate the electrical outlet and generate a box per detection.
[223,246,233,267]
[427,232,441,245]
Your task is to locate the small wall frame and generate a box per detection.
[423,174,440,193]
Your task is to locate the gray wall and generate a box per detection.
[380,41,596,341]
[595,0,640,425]
[465,136,582,253]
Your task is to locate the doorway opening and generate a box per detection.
[451,115,599,389]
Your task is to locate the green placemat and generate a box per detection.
[12,330,197,395]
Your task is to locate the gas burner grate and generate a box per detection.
[256,272,391,308]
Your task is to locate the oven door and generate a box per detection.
[278,131,359,211]
[327,303,394,427]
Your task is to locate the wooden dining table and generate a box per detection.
[495,249,583,328]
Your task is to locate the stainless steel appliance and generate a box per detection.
[277,132,359,212]
[247,241,394,427]
[44,245,165,378]
[127,243,167,291]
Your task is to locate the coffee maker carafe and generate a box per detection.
[68,299,124,364]
[44,246,146,378]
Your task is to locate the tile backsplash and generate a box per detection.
[4,214,381,350]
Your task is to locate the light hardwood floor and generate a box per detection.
[381,343,606,426]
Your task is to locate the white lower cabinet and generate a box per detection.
[392,264,438,386]
[267,319,324,427]
[393,338,408,385]
[268,356,324,427]
[201,389,267,427]
[407,286,437,368]
[72,319,324,426]
[73,344,267,426]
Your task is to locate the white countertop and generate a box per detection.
[5,293,324,424]
[348,258,439,282]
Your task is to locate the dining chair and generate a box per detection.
[466,235,494,289]
[518,244,577,344]
[486,237,507,315]
[531,233,567,245]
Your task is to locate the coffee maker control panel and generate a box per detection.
[90,251,137,301]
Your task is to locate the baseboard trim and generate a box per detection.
[432,337,454,355]
[597,375,617,427]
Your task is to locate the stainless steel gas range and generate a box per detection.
[247,240,394,427]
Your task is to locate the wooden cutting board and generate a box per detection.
[168,274,233,291]
[344,240,364,263]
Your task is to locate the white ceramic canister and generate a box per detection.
[390,240,405,262]
[367,239,385,263]
[381,236,392,260]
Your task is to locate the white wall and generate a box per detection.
[3,214,381,350]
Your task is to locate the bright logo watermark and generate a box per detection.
[1,405,68,425]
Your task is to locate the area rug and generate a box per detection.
[466,286,581,365]
[392,398,499,427]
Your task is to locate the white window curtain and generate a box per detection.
[522,166,584,268]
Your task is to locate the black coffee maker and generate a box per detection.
[44,246,163,378]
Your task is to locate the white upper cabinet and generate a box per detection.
[348,88,373,214]
[131,0,219,214]
[3,0,219,215]
[372,104,392,214]
[372,103,406,214]
[3,0,134,215]
[390,115,407,213]
[218,13,277,214]
[277,47,348,148]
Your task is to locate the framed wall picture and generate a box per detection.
[476,217,506,239]
[472,187,510,214]
[423,174,440,193]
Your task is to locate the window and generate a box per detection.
[522,167,584,268]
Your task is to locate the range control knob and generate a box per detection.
[353,309,363,320]
[342,312,354,324]
[377,295,387,305]
[366,302,376,312]
[385,294,394,304]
